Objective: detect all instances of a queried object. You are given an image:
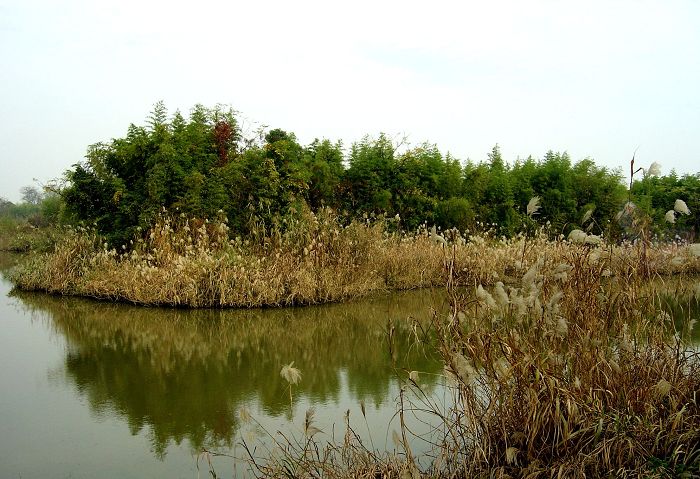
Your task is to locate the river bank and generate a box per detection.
[8,210,700,308]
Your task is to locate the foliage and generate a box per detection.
[631,170,700,241]
[0,188,66,251]
[54,103,672,247]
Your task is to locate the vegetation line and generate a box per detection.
[9,208,700,308]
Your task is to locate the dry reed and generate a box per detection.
[10,208,700,308]
[216,244,700,478]
[428,249,700,477]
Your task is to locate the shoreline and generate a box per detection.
[8,224,700,309]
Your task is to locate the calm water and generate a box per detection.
[3,252,698,478]
[0,254,447,478]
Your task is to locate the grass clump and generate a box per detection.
[430,252,700,477]
[11,208,446,307]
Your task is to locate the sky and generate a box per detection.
[1,0,699,202]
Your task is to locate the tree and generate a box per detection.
[20,185,43,205]
[343,134,396,214]
[0,197,13,213]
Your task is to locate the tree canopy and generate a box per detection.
[52,103,697,245]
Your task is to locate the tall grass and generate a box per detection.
[220,247,700,478]
[12,208,444,306]
[0,217,59,253]
[431,250,700,477]
[10,207,700,307]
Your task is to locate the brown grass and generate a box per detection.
[429,250,700,478]
[9,208,700,308]
[211,245,700,478]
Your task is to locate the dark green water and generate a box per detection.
[0,254,446,478]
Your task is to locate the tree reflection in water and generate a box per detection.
[13,288,445,458]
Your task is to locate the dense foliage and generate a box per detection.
[631,172,700,239]
[37,103,697,245]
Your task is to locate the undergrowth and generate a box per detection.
[9,207,700,307]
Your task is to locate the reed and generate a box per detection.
[429,250,700,477]
[10,208,700,308]
[228,254,700,478]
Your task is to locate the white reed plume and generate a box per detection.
[281,361,302,385]
[665,210,676,223]
[547,291,564,313]
[568,229,587,244]
[450,352,477,385]
[674,199,690,215]
[510,290,528,318]
[645,161,662,177]
[281,361,302,406]
[521,258,543,289]
[554,316,569,337]
[584,234,602,245]
[526,196,541,216]
[493,281,510,308]
[304,408,322,437]
[476,284,497,309]
[553,263,572,281]
[430,225,447,246]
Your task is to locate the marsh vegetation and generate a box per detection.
[2,104,700,477]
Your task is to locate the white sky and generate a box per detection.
[1,0,699,202]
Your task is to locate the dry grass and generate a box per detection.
[215,247,700,478]
[428,251,700,478]
[11,209,446,306]
[10,208,700,308]
[234,409,423,479]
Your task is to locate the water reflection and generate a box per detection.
[12,287,445,458]
[656,280,700,343]
[0,252,19,279]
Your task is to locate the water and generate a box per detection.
[3,252,697,478]
[0,254,447,478]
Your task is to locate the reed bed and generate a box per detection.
[10,208,700,308]
[428,251,700,478]
[230,252,700,478]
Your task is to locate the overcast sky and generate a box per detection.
[1,0,698,202]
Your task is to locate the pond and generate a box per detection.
[3,251,699,478]
[0,254,447,478]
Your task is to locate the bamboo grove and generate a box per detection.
[32,102,697,247]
